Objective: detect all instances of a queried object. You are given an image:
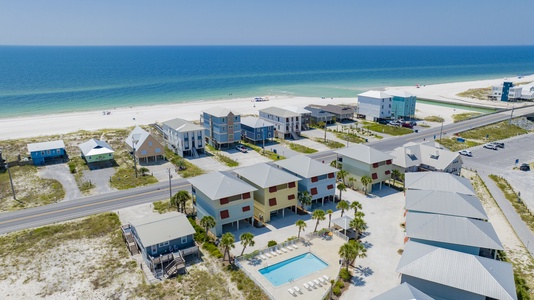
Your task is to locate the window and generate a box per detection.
[220,197,229,205]
[288,194,295,200]
[181,236,188,244]
[269,186,277,193]
[268,133,272,137]
[229,125,233,129]
[328,173,335,179]
[242,192,251,199]
[311,176,318,183]
[372,173,378,180]
[288,182,296,188]
[148,141,153,147]
[242,206,250,212]
[311,187,318,195]
[386,160,392,165]
[327,184,334,190]
[269,198,277,206]
[257,134,260,139]
[41,151,45,155]
[220,210,229,219]
[141,150,147,155]
[155,148,161,153]
[151,245,157,254]
[158,241,170,247]
[372,163,379,168]
[385,170,391,175]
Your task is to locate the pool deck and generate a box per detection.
[238,235,346,300]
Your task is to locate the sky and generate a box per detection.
[1,0,533,46]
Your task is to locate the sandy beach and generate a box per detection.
[1,74,532,141]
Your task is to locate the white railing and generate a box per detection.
[234,259,276,300]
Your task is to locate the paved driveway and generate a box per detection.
[38,164,81,201]
[82,168,116,194]
[140,160,179,182]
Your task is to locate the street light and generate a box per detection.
[439,117,444,140]
[167,168,173,201]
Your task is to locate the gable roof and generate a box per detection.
[233,163,301,188]
[187,171,256,200]
[335,144,394,164]
[27,140,65,153]
[203,106,240,118]
[397,241,517,300]
[390,142,461,170]
[405,190,488,220]
[78,139,114,157]
[371,282,434,300]
[304,106,335,118]
[405,212,503,250]
[240,116,275,129]
[125,126,150,148]
[274,155,338,178]
[130,212,196,247]
[282,106,312,115]
[405,172,475,195]
[259,106,300,118]
[322,104,355,115]
[163,118,204,132]
[358,90,392,99]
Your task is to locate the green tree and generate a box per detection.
[349,240,367,268]
[361,175,372,194]
[350,217,367,239]
[239,232,255,256]
[330,160,340,169]
[200,216,216,242]
[221,232,236,261]
[327,209,333,229]
[295,219,307,239]
[391,169,401,187]
[339,242,357,271]
[350,201,362,215]
[354,211,365,219]
[348,176,355,189]
[337,169,348,185]
[298,190,312,210]
[312,209,326,232]
[318,121,327,142]
[171,190,191,213]
[337,200,349,217]
[337,182,347,201]
[139,167,149,176]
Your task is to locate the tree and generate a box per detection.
[337,169,348,185]
[295,219,307,239]
[318,121,327,142]
[312,209,326,232]
[139,167,149,176]
[171,190,191,213]
[348,176,355,189]
[391,169,401,187]
[200,216,216,242]
[339,242,357,271]
[239,232,255,256]
[221,232,235,261]
[330,160,340,169]
[350,201,362,215]
[337,182,347,201]
[349,240,367,268]
[298,190,312,210]
[360,175,372,194]
[350,217,367,239]
[326,209,333,229]
[337,200,349,217]
[354,211,365,219]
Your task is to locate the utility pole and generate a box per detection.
[509,103,515,125]
[262,124,265,154]
[167,168,173,200]
[132,136,138,178]
[439,119,444,140]
[4,152,18,202]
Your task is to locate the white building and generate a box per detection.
[259,106,302,140]
[357,90,393,120]
[389,141,462,175]
[162,118,205,158]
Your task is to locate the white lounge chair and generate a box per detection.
[294,286,302,294]
[288,288,296,296]
[292,244,299,249]
[276,249,283,255]
[323,275,329,281]
[287,245,294,250]
[303,282,311,290]
[313,279,321,286]
[265,252,272,258]
[270,250,278,256]
[318,277,326,284]
[260,254,268,260]
[308,281,316,288]
[280,247,288,253]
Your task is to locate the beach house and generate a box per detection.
[274,155,338,208]
[389,141,462,175]
[78,139,114,164]
[233,163,300,223]
[259,106,302,139]
[372,282,433,300]
[306,104,355,122]
[188,172,256,236]
[240,116,274,144]
[282,106,312,130]
[387,90,417,119]
[125,126,164,163]
[405,189,488,220]
[334,145,393,191]
[305,106,335,125]
[357,90,393,121]
[162,118,205,158]
[27,140,67,165]
[201,107,241,149]
[405,172,476,195]
[488,81,514,101]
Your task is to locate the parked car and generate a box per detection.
[236,145,248,153]
[520,163,531,171]
[459,150,472,156]
[491,142,505,148]
[377,119,389,125]
[483,143,497,150]
[401,123,414,129]
[388,121,401,126]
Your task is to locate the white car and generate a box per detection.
[483,143,497,150]
[459,150,472,157]
[236,145,248,153]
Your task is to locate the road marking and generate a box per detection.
[0,183,191,226]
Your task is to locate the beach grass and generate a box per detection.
[205,144,239,167]
[452,112,481,123]
[362,122,413,136]
[423,115,445,123]
[153,199,174,214]
[459,121,528,141]
[437,138,481,152]
[457,87,492,100]
[334,131,367,143]
[164,148,205,178]
[312,137,345,149]
[110,167,158,190]
[241,141,285,161]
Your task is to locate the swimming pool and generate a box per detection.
[259,252,328,286]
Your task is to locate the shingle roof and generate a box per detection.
[78,139,114,157]
[163,118,204,132]
[203,106,240,117]
[397,241,517,300]
[405,212,503,250]
[390,142,461,170]
[405,190,488,220]
[259,106,300,118]
[274,155,338,178]
[240,116,275,129]
[405,172,475,195]
[27,140,65,153]
[319,104,355,115]
[358,90,392,99]
[130,212,196,247]
[187,171,256,200]
[335,145,394,164]
[371,282,434,300]
[304,106,335,118]
[125,126,150,148]
[233,163,301,188]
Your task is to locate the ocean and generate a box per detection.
[1,46,534,118]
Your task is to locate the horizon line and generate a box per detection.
[1,44,534,47]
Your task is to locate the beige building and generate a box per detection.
[125,126,164,163]
[234,163,301,223]
[389,141,462,176]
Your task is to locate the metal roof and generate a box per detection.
[405,212,503,250]
[405,172,475,195]
[130,212,196,247]
[187,171,256,200]
[335,145,394,164]
[203,106,240,118]
[405,190,488,220]
[385,90,415,98]
[233,163,301,188]
[274,155,338,178]
[371,282,434,300]
[390,142,461,170]
[282,106,312,115]
[27,140,65,153]
[304,106,335,118]
[240,116,275,129]
[259,106,300,118]
[397,241,517,300]
[78,139,114,157]
[332,215,354,230]
[125,126,150,148]
[358,90,392,99]
[163,118,204,132]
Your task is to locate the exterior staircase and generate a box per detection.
[191,147,199,158]
[290,131,299,140]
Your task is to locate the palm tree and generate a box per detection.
[349,240,368,268]
[354,211,365,219]
[337,169,348,185]
[338,242,357,270]
[336,200,349,217]
[350,201,362,215]
[298,190,312,211]
[239,232,255,256]
[348,176,355,189]
[360,175,372,194]
[221,232,235,261]
[318,121,327,142]
[200,216,216,242]
[391,169,401,187]
[312,209,326,232]
[295,219,307,238]
[350,217,367,239]
[172,190,191,213]
[330,160,340,169]
[337,182,347,201]
[326,209,333,229]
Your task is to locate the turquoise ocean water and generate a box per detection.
[1,46,534,118]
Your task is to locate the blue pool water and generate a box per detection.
[259,252,328,286]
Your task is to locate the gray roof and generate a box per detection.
[405,172,475,195]
[203,106,240,117]
[405,190,488,220]
[385,90,415,98]
[405,212,503,250]
[187,171,256,200]
[397,241,517,300]
[304,106,335,118]
[259,106,300,118]
[335,145,394,164]
[308,104,355,115]
[371,282,434,300]
[233,163,301,188]
[358,90,392,99]
[332,215,354,230]
[78,139,114,157]
[125,126,150,148]
[163,118,204,132]
[240,116,275,128]
[274,155,338,178]
[130,212,196,247]
[282,106,312,115]
[390,142,461,170]
[27,140,65,153]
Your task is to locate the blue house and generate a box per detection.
[202,107,242,149]
[27,140,67,165]
[240,116,274,144]
[387,90,417,119]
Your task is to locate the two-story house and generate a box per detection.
[387,90,417,120]
[357,90,393,121]
[259,106,301,140]
[162,118,205,158]
[233,163,300,223]
[188,171,256,236]
[201,107,241,149]
[389,141,462,176]
[283,106,312,130]
[27,140,67,165]
[275,155,338,208]
[125,126,164,163]
[240,116,274,144]
[306,104,355,122]
[335,145,394,191]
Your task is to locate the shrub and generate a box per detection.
[202,242,223,258]
[267,240,277,247]
[68,162,76,174]
[188,218,208,243]
[339,268,352,282]
[335,280,345,289]
[333,286,342,296]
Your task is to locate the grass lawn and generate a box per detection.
[422,115,445,123]
[457,87,492,100]
[460,121,529,141]
[165,148,205,178]
[312,137,345,149]
[206,145,239,167]
[362,122,413,136]
[437,138,482,152]
[287,142,317,154]
[110,167,158,190]
[452,112,481,123]
[68,157,93,194]
[241,141,285,161]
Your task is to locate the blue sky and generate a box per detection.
[1,0,533,46]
